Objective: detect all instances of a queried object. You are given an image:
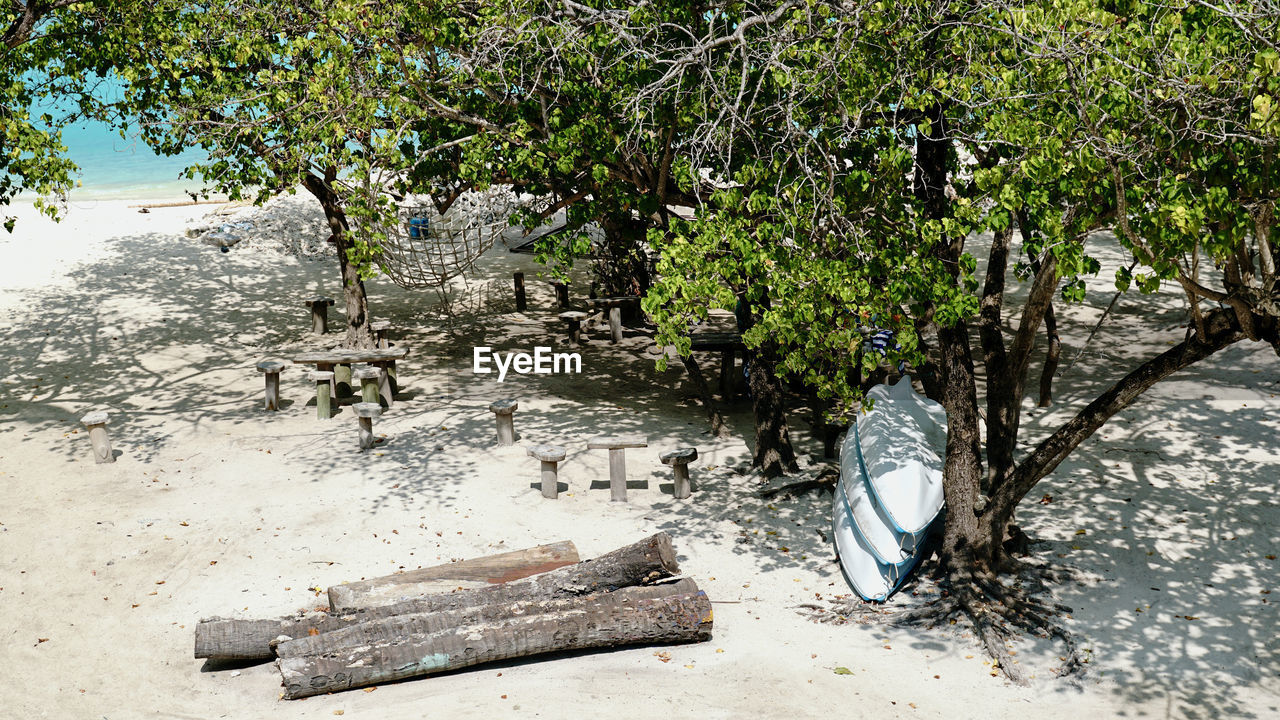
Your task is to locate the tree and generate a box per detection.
[512,0,1277,680]
[403,1,805,472]
[86,0,451,348]
[1,1,105,231]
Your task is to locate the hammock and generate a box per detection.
[367,189,519,289]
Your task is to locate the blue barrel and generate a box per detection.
[407,217,429,238]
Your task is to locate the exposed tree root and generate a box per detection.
[757,467,838,500]
[800,562,1085,686]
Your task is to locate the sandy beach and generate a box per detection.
[0,195,1276,719]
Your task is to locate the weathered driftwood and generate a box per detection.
[194,533,680,661]
[328,540,579,613]
[282,579,699,658]
[277,588,713,699]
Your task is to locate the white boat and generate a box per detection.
[853,376,947,535]
[841,424,920,563]
[831,491,898,602]
[832,376,947,601]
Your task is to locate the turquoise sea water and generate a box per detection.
[55,119,214,201]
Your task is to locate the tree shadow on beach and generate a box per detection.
[3,219,1277,716]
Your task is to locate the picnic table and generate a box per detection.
[688,332,745,395]
[290,346,409,404]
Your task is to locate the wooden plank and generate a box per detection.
[289,347,409,364]
[277,589,713,698]
[689,332,745,351]
[328,541,580,613]
[194,533,679,661]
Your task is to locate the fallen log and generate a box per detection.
[278,578,700,658]
[327,540,579,612]
[277,589,713,698]
[195,532,679,661]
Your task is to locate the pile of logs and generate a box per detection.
[193,533,713,699]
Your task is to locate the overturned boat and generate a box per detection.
[833,376,947,601]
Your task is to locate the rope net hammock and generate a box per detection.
[365,188,523,290]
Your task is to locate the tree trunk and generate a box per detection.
[746,342,799,478]
[1038,303,1060,407]
[277,589,713,699]
[912,102,1003,570]
[328,540,580,612]
[680,353,730,437]
[194,533,679,661]
[596,214,651,317]
[281,579,700,658]
[934,321,998,570]
[302,172,373,349]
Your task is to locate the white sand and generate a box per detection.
[0,197,1276,719]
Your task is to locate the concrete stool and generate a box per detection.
[370,320,392,349]
[660,448,698,499]
[310,370,334,419]
[353,402,382,451]
[587,436,648,502]
[256,359,285,411]
[371,359,397,399]
[333,363,354,398]
[80,410,114,464]
[528,444,566,499]
[586,297,638,344]
[559,311,588,346]
[489,399,519,445]
[552,281,569,309]
[304,296,335,335]
[353,365,383,406]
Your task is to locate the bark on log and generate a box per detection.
[280,579,700,658]
[194,533,679,661]
[277,589,713,699]
[328,541,579,613]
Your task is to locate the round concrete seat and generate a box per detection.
[660,448,698,499]
[353,402,383,451]
[256,359,286,411]
[528,444,567,499]
[527,444,566,463]
[489,399,519,445]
